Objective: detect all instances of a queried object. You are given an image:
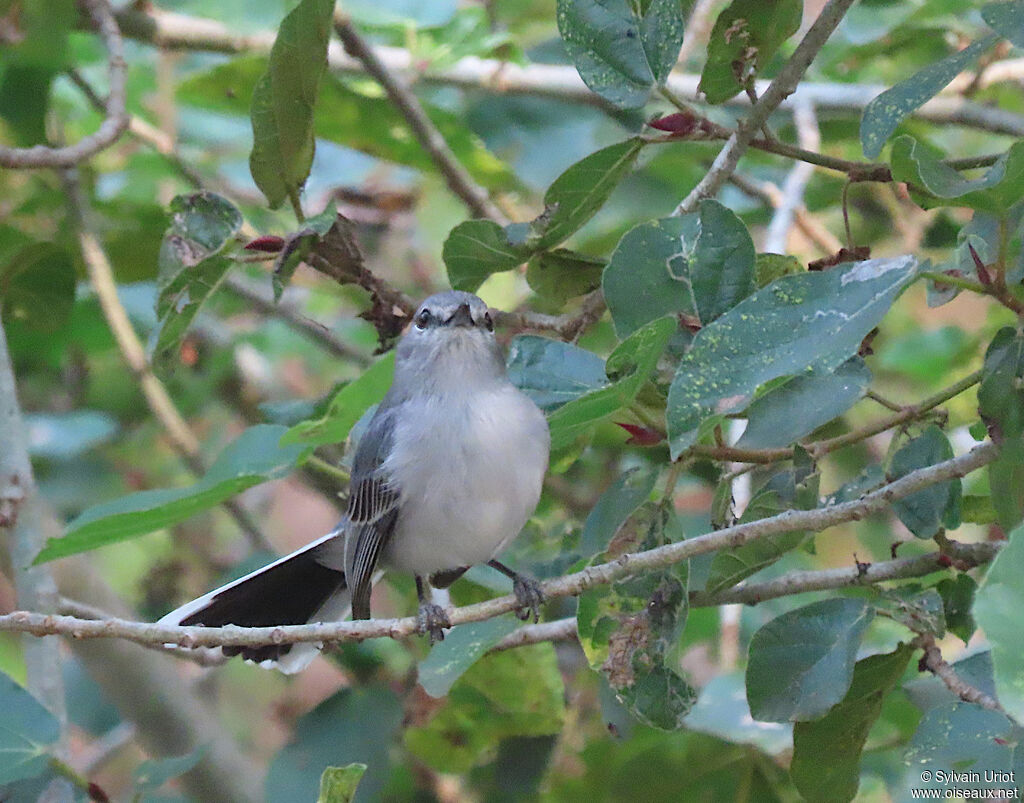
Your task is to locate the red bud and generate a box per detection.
[968,243,992,286]
[615,422,663,446]
[244,235,286,253]
[648,112,699,136]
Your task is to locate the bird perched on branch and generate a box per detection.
[159,290,551,672]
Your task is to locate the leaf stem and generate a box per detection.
[288,188,306,223]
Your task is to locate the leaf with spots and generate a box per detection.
[557,0,685,109]
[666,255,918,458]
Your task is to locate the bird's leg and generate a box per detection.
[488,560,545,623]
[415,575,451,644]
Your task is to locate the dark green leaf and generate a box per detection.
[616,663,697,732]
[746,598,875,722]
[737,357,870,449]
[903,702,1014,795]
[890,137,1024,215]
[506,335,608,412]
[526,249,604,306]
[699,0,802,104]
[445,139,644,292]
[860,34,999,159]
[418,616,521,698]
[791,645,913,803]
[667,255,918,458]
[317,764,366,803]
[282,353,395,447]
[938,574,977,643]
[549,316,675,451]
[579,468,658,559]
[887,425,961,539]
[989,458,1024,531]
[133,747,206,794]
[405,645,565,773]
[249,0,335,208]
[35,425,306,563]
[979,327,1024,452]
[150,192,243,372]
[973,522,1024,724]
[875,587,945,637]
[0,243,75,333]
[273,202,337,300]
[556,0,685,108]
[603,202,756,338]
[0,671,60,785]
[982,0,1024,47]
[266,687,402,803]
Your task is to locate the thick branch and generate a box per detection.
[674,0,858,215]
[0,442,997,651]
[0,0,128,168]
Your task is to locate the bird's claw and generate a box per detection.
[512,574,545,623]
[417,602,451,644]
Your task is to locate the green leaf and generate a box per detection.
[699,0,802,104]
[445,138,644,292]
[887,425,961,539]
[556,0,685,108]
[317,764,366,803]
[875,587,946,637]
[249,0,335,208]
[973,523,1024,724]
[704,498,803,595]
[579,468,658,559]
[266,687,402,803]
[548,316,675,452]
[978,327,1024,529]
[282,353,395,448]
[405,645,565,773]
[132,747,206,795]
[736,357,870,449]
[982,0,1024,48]
[890,137,1024,215]
[604,202,756,338]
[755,252,803,288]
[790,645,913,803]
[272,202,337,300]
[150,192,244,373]
[0,242,75,333]
[904,702,1014,794]
[179,59,512,189]
[526,249,604,306]
[506,335,608,412]
[860,34,999,159]
[937,574,977,643]
[418,616,521,698]
[35,425,306,563]
[577,507,694,730]
[746,598,875,723]
[667,255,918,458]
[0,670,60,785]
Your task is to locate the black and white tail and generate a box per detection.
[158,532,349,674]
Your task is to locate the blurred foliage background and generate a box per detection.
[1,0,1023,801]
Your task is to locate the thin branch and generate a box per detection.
[490,617,579,653]
[764,99,818,253]
[492,288,606,341]
[0,442,997,651]
[674,0,859,215]
[0,0,128,168]
[61,170,274,552]
[691,541,1000,606]
[109,7,1024,138]
[914,633,1005,713]
[333,15,509,225]
[223,276,371,365]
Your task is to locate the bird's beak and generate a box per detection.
[447,303,474,328]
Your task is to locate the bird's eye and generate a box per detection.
[484,312,494,332]
[415,309,432,329]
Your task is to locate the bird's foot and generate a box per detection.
[512,573,545,623]
[416,601,451,644]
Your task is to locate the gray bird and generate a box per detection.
[158,290,551,672]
